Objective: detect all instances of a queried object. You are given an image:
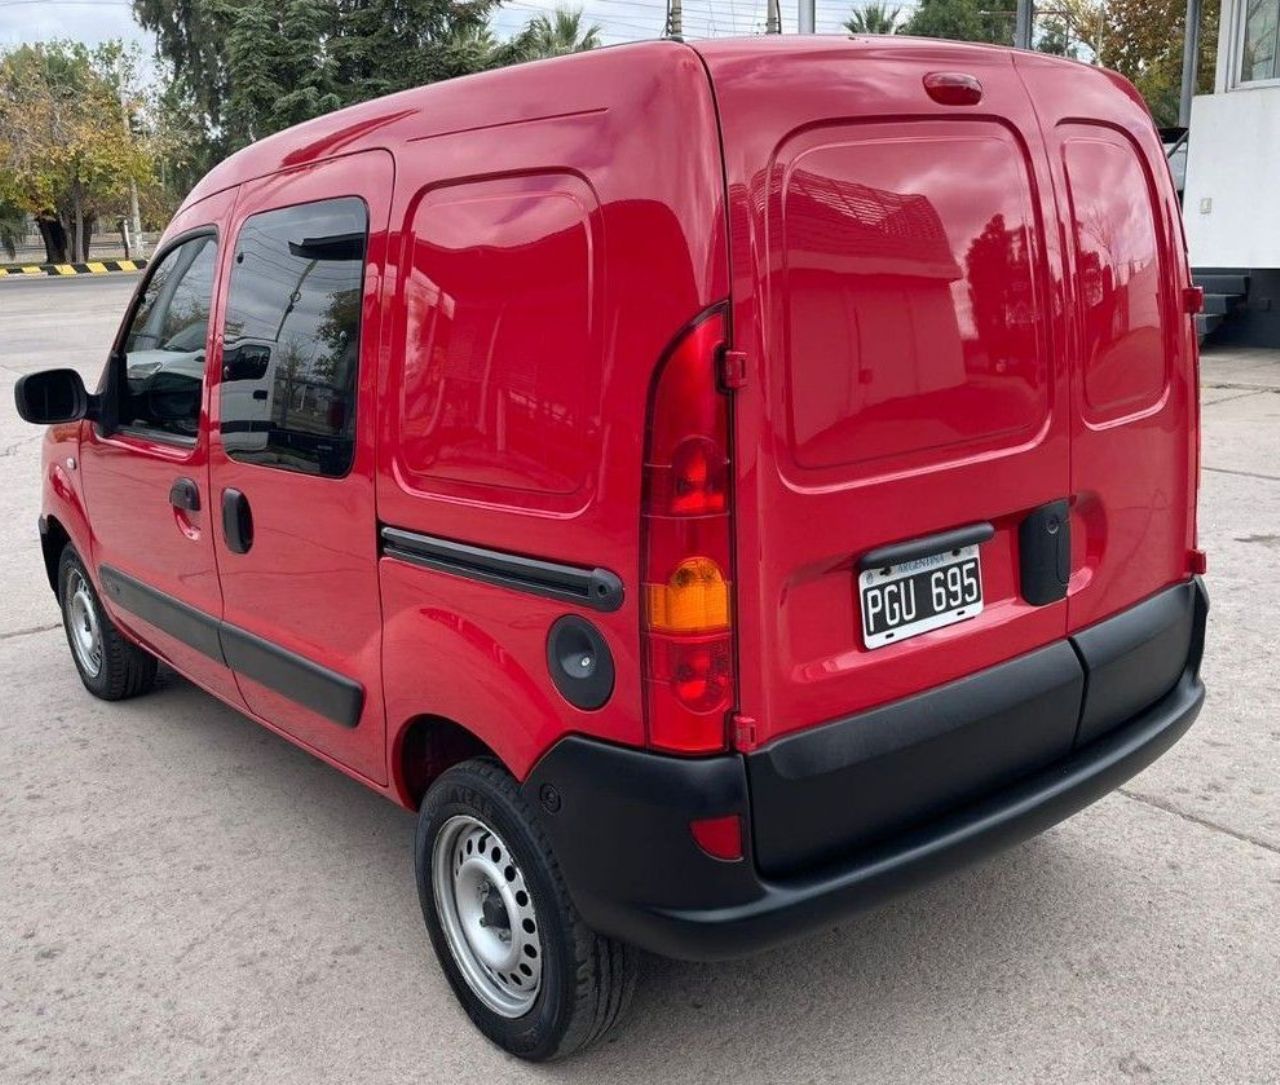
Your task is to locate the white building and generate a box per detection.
[1183,0,1280,343]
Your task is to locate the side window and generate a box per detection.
[220,197,368,478]
[118,234,218,441]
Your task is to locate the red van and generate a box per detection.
[15,36,1207,1060]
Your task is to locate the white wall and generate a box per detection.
[1183,86,1280,268]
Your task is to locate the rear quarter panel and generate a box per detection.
[375,45,730,778]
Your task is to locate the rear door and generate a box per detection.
[1013,53,1200,633]
[699,40,1072,746]
[207,152,392,783]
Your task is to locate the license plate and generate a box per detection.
[859,544,984,650]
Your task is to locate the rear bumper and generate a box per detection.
[523,578,1207,961]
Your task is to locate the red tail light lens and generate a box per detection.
[642,309,736,753]
[689,814,744,861]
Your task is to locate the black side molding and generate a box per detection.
[98,565,363,728]
[221,623,362,728]
[100,565,226,663]
[380,525,624,612]
[859,522,995,571]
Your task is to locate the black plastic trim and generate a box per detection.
[1071,579,1201,746]
[100,565,226,663]
[221,488,253,554]
[97,564,362,728]
[168,477,201,512]
[524,578,1207,962]
[220,624,363,728]
[1019,499,1071,606]
[748,640,1084,877]
[547,615,615,710]
[380,525,624,612]
[858,522,995,571]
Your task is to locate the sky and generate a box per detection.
[0,0,897,73]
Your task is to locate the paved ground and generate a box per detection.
[1,276,1277,1084]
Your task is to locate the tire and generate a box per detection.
[416,757,638,1061]
[57,545,158,701]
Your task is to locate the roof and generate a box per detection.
[182,35,1142,213]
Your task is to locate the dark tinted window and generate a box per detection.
[220,198,368,477]
[119,234,217,441]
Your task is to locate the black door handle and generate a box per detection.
[169,477,200,512]
[221,488,254,554]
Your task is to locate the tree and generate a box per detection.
[134,0,524,148]
[0,41,152,262]
[0,198,23,260]
[210,0,342,149]
[517,8,602,59]
[845,2,901,35]
[901,0,1015,44]
[1095,0,1220,126]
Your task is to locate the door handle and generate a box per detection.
[169,477,201,512]
[221,488,254,554]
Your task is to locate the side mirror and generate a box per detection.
[13,368,94,425]
[222,344,272,382]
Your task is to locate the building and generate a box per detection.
[1183,0,1280,343]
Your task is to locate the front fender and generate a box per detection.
[38,422,94,590]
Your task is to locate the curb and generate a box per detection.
[0,259,148,278]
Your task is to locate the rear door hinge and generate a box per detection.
[1183,285,1205,314]
[731,712,758,751]
[719,349,748,391]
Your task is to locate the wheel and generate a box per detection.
[58,546,157,700]
[416,758,638,1061]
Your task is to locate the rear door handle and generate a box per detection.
[168,477,200,512]
[221,488,254,554]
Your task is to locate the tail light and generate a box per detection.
[642,308,736,753]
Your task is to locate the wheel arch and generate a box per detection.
[392,713,504,810]
[40,514,72,593]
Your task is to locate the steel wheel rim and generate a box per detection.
[431,814,543,1018]
[66,569,103,678]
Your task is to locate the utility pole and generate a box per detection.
[665,0,682,37]
[798,0,815,33]
[116,55,145,258]
[765,0,780,33]
[1178,0,1202,127]
[1014,0,1033,48]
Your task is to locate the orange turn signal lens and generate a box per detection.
[644,556,730,633]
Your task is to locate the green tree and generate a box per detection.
[517,8,602,59]
[211,0,341,148]
[133,0,514,147]
[1097,0,1220,126]
[902,0,1014,43]
[845,2,901,35]
[0,41,152,261]
[0,197,23,260]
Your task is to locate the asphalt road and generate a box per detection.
[2,275,1278,1084]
